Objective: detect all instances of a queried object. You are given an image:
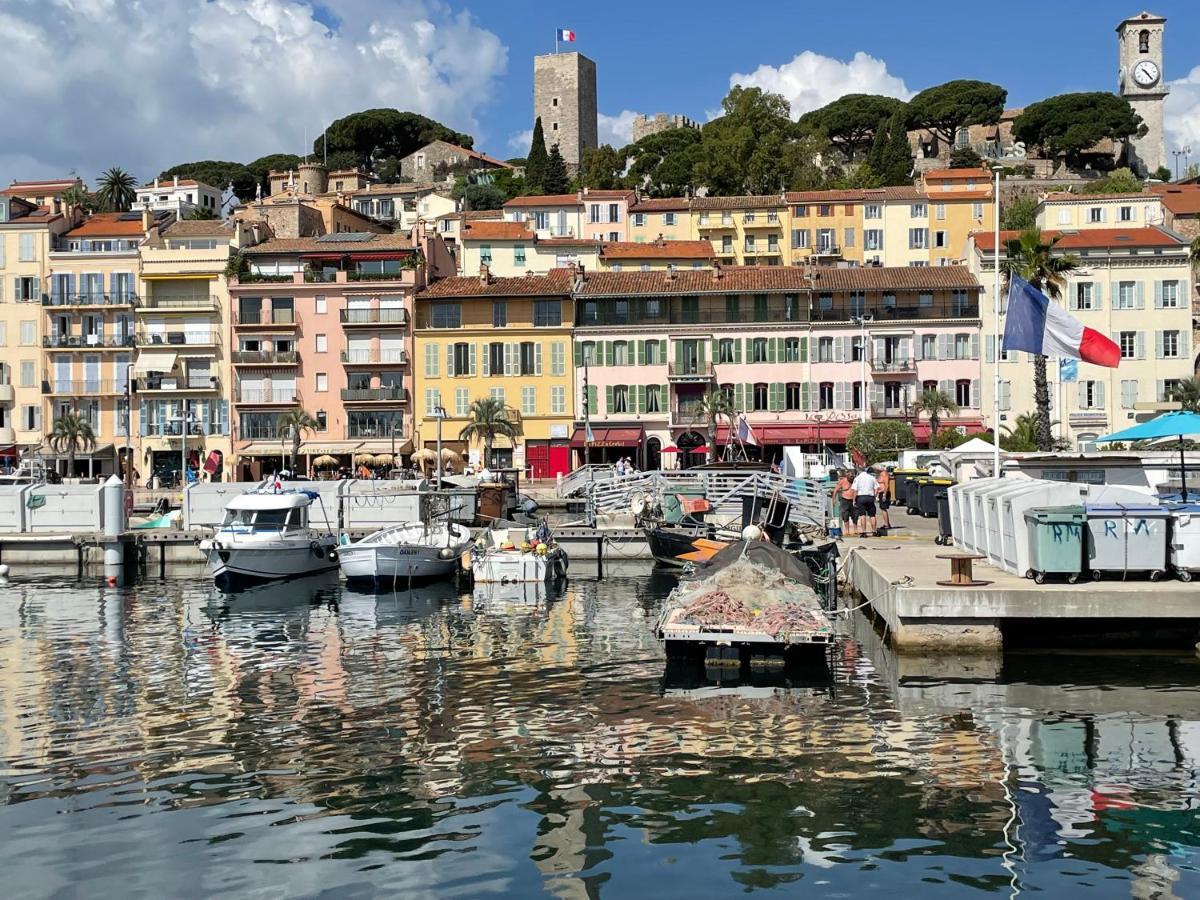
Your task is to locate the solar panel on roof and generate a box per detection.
[116,212,142,221]
[314,231,375,243]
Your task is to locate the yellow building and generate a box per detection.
[414,269,575,476]
[1036,191,1164,231]
[458,221,599,277]
[628,198,692,243]
[922,169,994,265]
[0,192,76,456]
[135,219,241,483]
[691,195,788,266]
[785,190,865,266]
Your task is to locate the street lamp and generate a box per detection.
[174,399,196,488]
[431,405,447,491]
[850,315,872,423]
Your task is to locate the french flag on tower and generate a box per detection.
[557,28,576,42]
[1003,274,1121,368]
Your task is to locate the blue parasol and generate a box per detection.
[1095,411,1200,501]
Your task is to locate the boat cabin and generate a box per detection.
[220,491,316,532]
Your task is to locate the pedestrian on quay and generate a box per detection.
[834,469,857,538]
[875,466,892,531]
[852,466,880,537]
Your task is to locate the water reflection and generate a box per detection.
[0,574,1197,897]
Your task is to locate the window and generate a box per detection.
[314,295,326,314]
[1089,207,1104,224]
[20,360,34,387]
[1075,283,1094,310]
[935,203,946,221]
[19,321,34,346]
[424,388,441,417]
[21,405,40,431]
[818,382,834,410]
[315,334,327,353]
[864,229,883,251]
[581,341,597,365]
[882,292,896,310]
[911,203,927,218]
[680,297,699,324]
[793,205,808,217]
[934,231,948,248]
[551,341,565,375]
[492,301,507,327]
[633,213,645,227]
[453,342,471,374]
[955,379,971,407]
[753,383,768,411]
[488,386,505,405]
[550,386,566,415]
[818,205,832,217]
[1121,380,1139,409]
[921,334,936,359]
[718,338,736,364]
[751,337,768,363]
[817,229,835,251]
[315,373,328,392]
[1081,380,1103,409]
[954,334,970,359]
[644,340,661,365]
[612,341,629,366]
[955,128,970,149]
[521,386,536,416]
[534,211,549,231]
[785,383,802,411]
[533,300,562,327]
[431,303,461,328]
[972,202,984,218]
[1139,29,1150,53]
[843,228,854,248]
[488,342,504,374]
[884,381,903,409]
[1119,331,1137,358]
[514,246,526,266]
[589,204,601,223]
[908,228,928,250]
[612,385,629,413]
[1161,281,1180,308]
[645,385,661,413]
[479,245,492,265]
[784,338,801,362]
[1160,330,1181,358]
[753,295,768,321]
[663,212,676,226]
[1116,282,1135,309]
[19,233,35,262]
[1119,206,1133,222]
[918,292,933,308]
[864,204,881,220]
[792,229,810,249]
[817,337,834,363]
[1162,379,1183,403]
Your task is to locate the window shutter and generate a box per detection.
[604,385,614,414]
[481,343,490,375]
[535,343,543,375]
[1096,381,1105,408]
[709,338,718,364]
[969,334,980,360]
[801,382,810,411]
[985,335,995,363]
[469,343,477,375]
[969,378,979,407]
[914,336,923,362]
[1155,331,1164,359]
[869,382,883,410]
[734,338,743,364]
[1157,380,1165,402]
[1077,381,1086,408]
[799,337,807,363]
[587,384,598,415]
[636,340,645,365]
[734,383,745,410]
[767,338,777,364]
[1182,331,1190,360]
[446,343,455,376]
[639,384,648,414]
[1154,280,1163,309]
[1135,281,1145,309]
[769,382,782,412]
[938,334,952,359]
[833,382,845,410]
[1093,283,1103,310]
[939,378,953,396]
[674,340,683,370]
[697,341,706,368]
[833,337,845,363]
[138,399,148,437]
[872,338,885,362]
[574,341,581,365]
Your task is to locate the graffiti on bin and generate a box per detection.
[1050,524,1082,542]
[1100,519,1156,538]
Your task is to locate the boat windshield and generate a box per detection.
[220,508,299,530]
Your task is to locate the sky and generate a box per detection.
[2,0,1199,184]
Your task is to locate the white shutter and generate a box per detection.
[985,335,995,363]
[1096,381,1105,408]
[1135,281,1145,310]
[969,334,980,360]
[481,343,490,376]
[833,337,845,363]
[535,343,543,375]
[970,379,980,408]
[939,334,952,360]
[872,338,885,363]
[1155,331,1164,359]
[1077,382,1087,408]
[446,342,455,376]
[999,380,1011,411]
[1154,280,1163,308]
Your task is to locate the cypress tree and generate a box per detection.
[867,110,915,186]
[543,144,570,195]
[525,117,548,192]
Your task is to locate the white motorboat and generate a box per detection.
[470,522,568,584]
[338,521,474,587]
[199,488,338,590]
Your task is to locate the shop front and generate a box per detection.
[569,426,644,467]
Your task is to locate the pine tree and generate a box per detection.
[866,110,914,186]
[524,117,548,192]
[543,144,570,194]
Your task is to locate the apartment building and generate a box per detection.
[628,198,691,243]
[922,169,994,265]
[969,226,1193,448]
[2,179,85,207]
[572,265,984,467]
[414,269,575,475]
[135,176,223,217]
[1035,191,1164,231]
[0,194,75,457]
[597,240,713,272]
[692,196,788,266]
[579,189,636,241]
[787,191,864,266]
[347,183,456,230]
[134,219,239,483]
[503,194,585,239]
[457,221,600,278]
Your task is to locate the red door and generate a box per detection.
[526,441,549,478]
[548,441,570,477]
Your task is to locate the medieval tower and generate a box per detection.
[533,52,598,169]
[1117,11,1168,176]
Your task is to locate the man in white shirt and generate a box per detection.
[851,467,880,536]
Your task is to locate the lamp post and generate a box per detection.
[432,405,447,491]
[991,163,1003,479]
[175,399,193,489]
[851,315,872,423]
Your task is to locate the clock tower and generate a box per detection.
[1117,11,1168,177]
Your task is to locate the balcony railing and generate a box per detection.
[233,309,299,326]
[339,308,408,326]
[234,387,297,404]
[43,334,137,349]
[811,302,979,322]
[143,421,223,437]
[137,330,220,346]
[870,358,916,374]
[667,362,715,382]
[742,214,781,227]
[340,387,408,403]
[139,376,221,392]
[813,244,842,257]
[231,350,299,365]
[340,350,408,365]
[42,379,122,395]
[345,424,404,439]
[669,401,703,427]
[44,292,138,307]
[138,296,220,312]
[697,216,735,229]
[869,403,910,419]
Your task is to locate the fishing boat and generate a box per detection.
[199,488,338,590]
[338,521,474,588]
[471,521,568,584]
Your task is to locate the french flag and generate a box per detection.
[736,412,758,447]
[1003,274,1121,368]
[557,28,575,42]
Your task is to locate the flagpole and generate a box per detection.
[555,29,558,54]
[992,165,1002,479]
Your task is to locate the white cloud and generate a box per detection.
[507,129,534,154]
[1165,65,1200,159]
[728,50,913,119]
[0,0,507,182]
[598,110,638,147]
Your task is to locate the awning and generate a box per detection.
[359,439,414,454]
[715,420,985,445]
[132,350,177,376]
[569,426,643,449]
[46,443,115,459]
[304,443,363,456]
[140,274,218,281]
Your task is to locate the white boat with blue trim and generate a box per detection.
[338,521,474,587]
[199,488,338,590]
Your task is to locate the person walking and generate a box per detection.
[852,466,880,537]
[834,469,857,538]
[875,466,892,531]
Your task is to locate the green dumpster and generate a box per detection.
[1023,506,1087,584]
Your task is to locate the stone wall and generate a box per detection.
[631,114,700,144]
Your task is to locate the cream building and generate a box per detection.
[458,221,599,277]
[628,198,691,243]
[1036,192,1164,231]
[691,195,788,266]
[871,186,933,268]
[970,225,1193,449]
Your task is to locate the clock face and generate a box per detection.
[1133,60,1160,87]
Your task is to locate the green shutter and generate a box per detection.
[697,340,706,368]
[734,338,743,364]
[604,341,614,366]
[734,383,745,411]
[574,341,582,366]
[636,340,645,365]
[587,384,598,415]
[769,382,783,412]
[767,338,777,364]
[800,337,808,363]
[801,382,810,411]
[674,339,684,370]
[604,385,614,415]
[636,384,646,413]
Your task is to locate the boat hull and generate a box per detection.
[339,544,464,585]
[204,539,339,591]
[645,524,720,568]
[472,548,568,584]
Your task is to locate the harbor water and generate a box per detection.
[2,569,1199,898]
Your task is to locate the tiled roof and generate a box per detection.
[503,194,583,208]
[418,268,574,298]
[539,237,601,247]
[2,179,81,195]
[162,220,236,237]
[860,186,927,201]
[64,212,151,238]
[786,190,866,203]
[1151,185,1200,216]
[138,178,218,191]
[924,168,992,180]
[629,197,690,212]
[1042,191,1157,202]
[578,265,979,296]
[600,240,714,260]
[460,220,535,240]
[972,227,1186,252]
[348,182,437,197]
[929,190,993,201]
[464,209,503,220]
[691,195,787,210]
[245,233,415,254]
[580,189,635,201]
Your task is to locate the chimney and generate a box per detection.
[479,263,491,285]
[664,264,676,283]
[141,203,152,232]
[173,175,179,188]
[154,177,159,189]
[711,260,722,281]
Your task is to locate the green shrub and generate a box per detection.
[846,420,915,466]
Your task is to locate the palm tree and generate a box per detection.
[999,413,1041,452]
[95,167,138,212]
[48,412,96,478]
[277,408,319,473]
[1167,376,1200,413]
[912,387,959,444]
[692,388,736,463]
[1002,228,1079,452]
[459,396,516,468]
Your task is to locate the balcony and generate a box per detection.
[811,301,979,323]
[44,293,137,308]
[0,426,14,444]
[870,358,916,375]
[232,350,299,366]
[139,376,221,393]
[137,330,220,347]
[667,362,715,383]
[233,309,300,328]
[42,379,123,396]
[0,384,14,403]
[340,387,409,403]
[339,308,408,327]
[669,401,703,428]
[43,335,137,350]
[813,245,842,259]
[742,214,782,228]
[869,403,910,419]
[138,296,220,313]
[697,216,735,230]
[234,387,297,405]
[341,350,408,366]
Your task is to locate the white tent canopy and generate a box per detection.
[943,437,1000,456]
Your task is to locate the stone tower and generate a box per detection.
[533,52,597,169]
[1117,11,1168,176]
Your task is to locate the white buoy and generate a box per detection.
[741,525,763,542]
[0,563,9,577]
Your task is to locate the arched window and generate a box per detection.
[1139,29,1150,53]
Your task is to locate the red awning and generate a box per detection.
[569,426,644,448]
[715,420,985,446]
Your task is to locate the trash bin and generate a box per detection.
[1084,503,1170,581]
[892,468,927,506]
[1167,504,1200,581]
[1023,506,1086,584]
[905,477,929,515]
[918,478,955,518]
[934,490,952,546]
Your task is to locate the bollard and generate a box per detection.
[101,475,126,586]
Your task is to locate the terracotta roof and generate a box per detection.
[162,220,235,238]
[64,212,150,238]
[691,195,787,210]
[1042,191,1157,202]
[503,194,583,208]
[580,189,636,201]
[861,186,927,202]
[630,197,690,212]
[464,209,503,220]
[539,237,600,247]
[972,227,1186,252]
[786,190,866,204]
[418,268,574,299]
[348,182,438,197]
[600,240,714,260]
[0,204,60,225]
[2,178,81,195]
[578,265,979,296]
[461,220,535,241]
[245,233,415,254]
[928,190,993,201]
[139,178,218,191]
[924,168,992,180]
[1150,185,1200,216]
